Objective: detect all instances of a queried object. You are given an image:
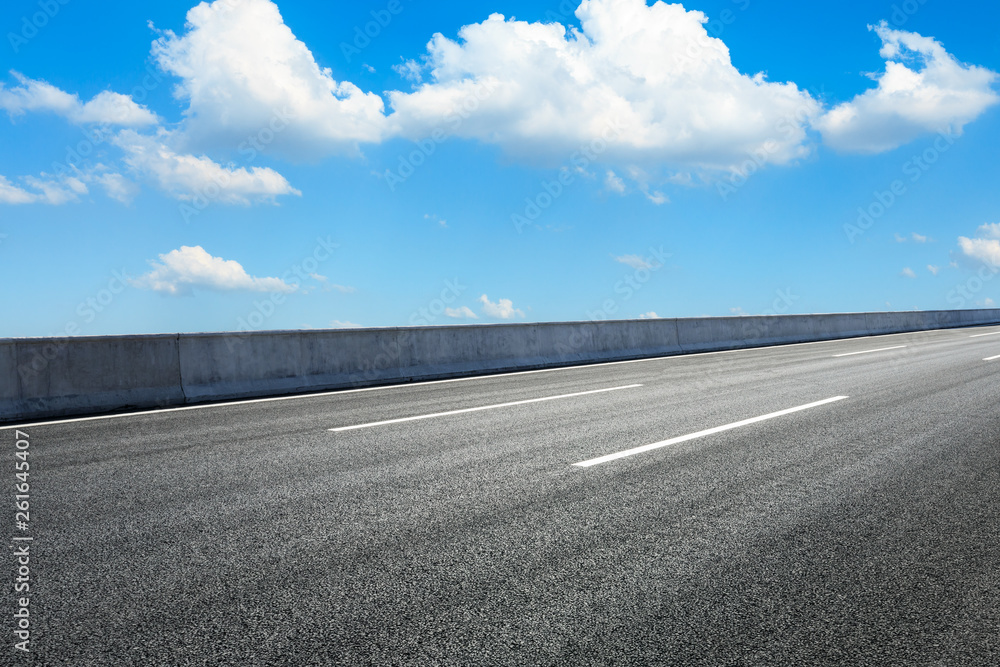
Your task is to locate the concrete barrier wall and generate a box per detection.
[396,320,685,379]
[0,343,19,423]
[178,329,405,402]
[3,309,999,423]
[675,313,875,353]
[2,335,184,422]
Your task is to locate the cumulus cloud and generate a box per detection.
[130,0,999,178]
[901,267,917,278]
[115,130,300,204]
[958,236,1000,268]
[955,224,1000,271]
[387,0,820,171]
[927,264,940,276]
[445,306,478,319]
[0,66,293,206]
[132,246,297,295]
[151,0,388,158]
[638,311,659,319]
[479,294,524,319]
[816,22,999,153]
[0,71,158,127]
[5,0,998,205]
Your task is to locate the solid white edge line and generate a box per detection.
[985,354,1000,361]
[1,323,989,430]
[832,345,907,357]
[329,384,642,432]
[970,331,1000,338]
[573,396,849,468]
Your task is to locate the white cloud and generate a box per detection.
[958,236,1000,267]
[24,174,88,204]
[1,124,297,207]
[0,173,88,205]
[445,306,478,319]
[614,253,659,270]
[91,172,138,204]
[955,225,1000,270]
[132,246,297,295]
[0,165,144,206]
[0,72,75,117]
[644,188,668,205]
[4,0,997,209]
[0,175,38,204]
[625,166,670,204]
[394,59,423,83]
[901,267,917,278]
[0,72,158,127]
[977,223,1000,239]
[76,91,160,126]
[152,0,388,158]
[911,232,928,243]
[605,170,626,194]
[927,264,940,276]
[330,320,362,328]
[638,311,659,319]
[816,22,999,153]
[479,294,524,319]
[387,0,820,171]
[309,273,354,293]
[983,298,996,307]
[115,130,300,204]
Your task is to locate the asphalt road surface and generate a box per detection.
[4,325,1000,665]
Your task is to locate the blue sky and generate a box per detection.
[1,0,999,337]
